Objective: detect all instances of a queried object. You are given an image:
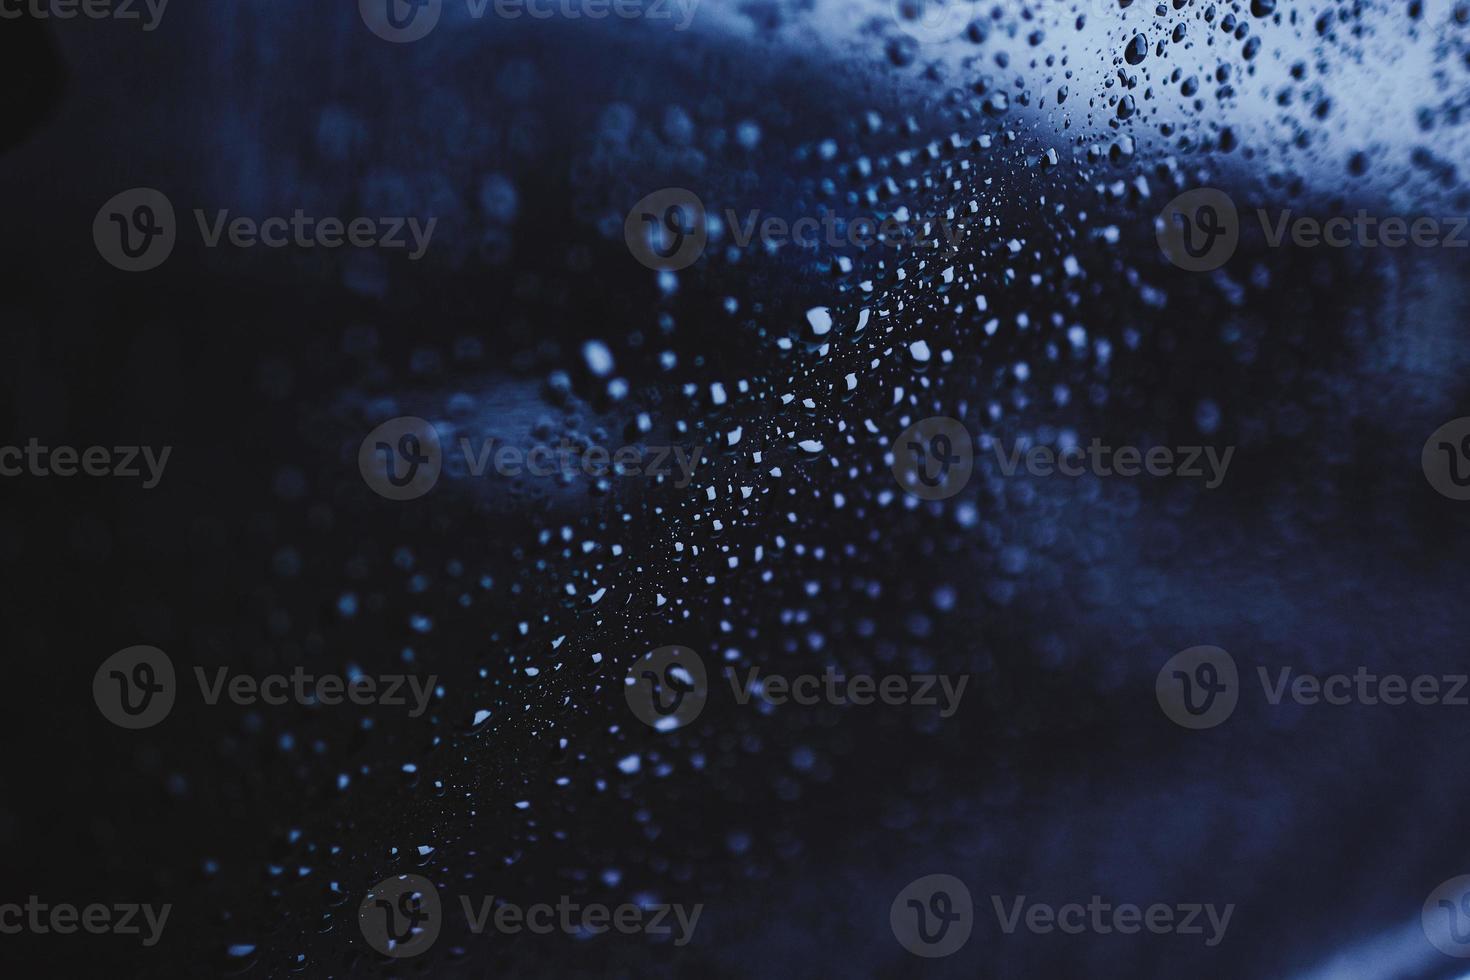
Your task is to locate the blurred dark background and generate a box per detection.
[4,2,1470,977]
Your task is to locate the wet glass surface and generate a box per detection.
[4,0,1470,976]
